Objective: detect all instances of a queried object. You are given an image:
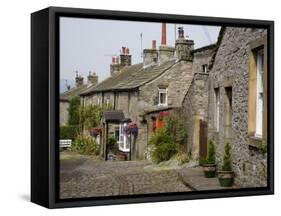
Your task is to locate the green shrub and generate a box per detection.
[222,143,232,171]
[60,125,79,140]
[68,96,81,125]
[205,139,216,164]
[149,128,178,163]
[107,137,118,154]
[79,103,113,130]
[72,135,100,155]
[164,115,187,147]
[259,141,267,154]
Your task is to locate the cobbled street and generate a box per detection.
[60,151,192,199]
[60,151,237,199]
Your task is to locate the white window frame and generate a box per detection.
[255,49,264,138]
[158,88,168,106]
[106,97,110,105]
[118,123,130,152]
[202,64,208,73]
[214,88,220,131]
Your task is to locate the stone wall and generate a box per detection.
[180,73,209,158]
[138,61,193,111]
[192,45,216,75]
[207,27,267,187]
[60,101,69,125]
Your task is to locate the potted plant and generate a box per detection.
[202,139,216,178]
[218,142,234,187]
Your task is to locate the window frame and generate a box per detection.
[158,87,168,106]
[214,87,220,132]
[248,36,267,141]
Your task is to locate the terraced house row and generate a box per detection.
[60,24,268,187]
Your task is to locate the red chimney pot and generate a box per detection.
[161,23,166,46]
[152,40,156,49]
[125,48,129,55]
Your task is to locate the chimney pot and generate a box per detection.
[178,27,184,38]
[161,23,167,46]
[152,40,156,49]
[122,47,126,54]
[125,48,129,55]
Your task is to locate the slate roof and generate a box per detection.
[80,59,177,95]
[60,84,88,101]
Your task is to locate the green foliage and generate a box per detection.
[259,141,267,154]
[67,96,81,125]
[72,135,100,155]
[79,103,113,130]
[164,115,187,146]
[222,142,232,171]
[60,125,79,140]
[149,128,178,163]
[107,137,118,154]
[205,139,216,164]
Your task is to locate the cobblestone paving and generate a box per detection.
[60,151,192,199]
[179,167,238,191]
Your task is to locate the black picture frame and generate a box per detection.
[31,6,274,209]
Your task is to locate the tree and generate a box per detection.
[68,96,81,125]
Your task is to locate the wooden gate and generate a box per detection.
[199,119,208,161]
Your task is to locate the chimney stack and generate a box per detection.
[75,71,84,87]
[87,71,98,86]
[120,46,132,68]
[175,27,194,61]
[159,23,175,63]
[143,40,158,67]
[110,56,120,76]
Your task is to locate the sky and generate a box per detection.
[60,17,221,92]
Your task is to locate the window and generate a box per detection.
[97,97,101,105]
[248,37,267,140]
[158,88,168,106]
[214,88,220,131]
[106,97,110,105]
[202,64,208,73]
[118,123,130,152]
[225,87,233,139]
[255,49,264,138]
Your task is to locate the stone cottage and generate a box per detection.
[205,27,268,187]
[80,24,211,159]
[60,71,98,125]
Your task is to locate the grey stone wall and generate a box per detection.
[207,27,267,187]
[60,101,69,125]
[138,61,193,111]
[192,45,216,75]
[180,73,209,156]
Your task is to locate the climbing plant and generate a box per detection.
[67,96,81,126]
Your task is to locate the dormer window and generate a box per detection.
[158,87,168,106]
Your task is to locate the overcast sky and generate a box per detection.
[60,17,221,92]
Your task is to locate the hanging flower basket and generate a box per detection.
[89,127,102,137]
[124,123,138,136]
